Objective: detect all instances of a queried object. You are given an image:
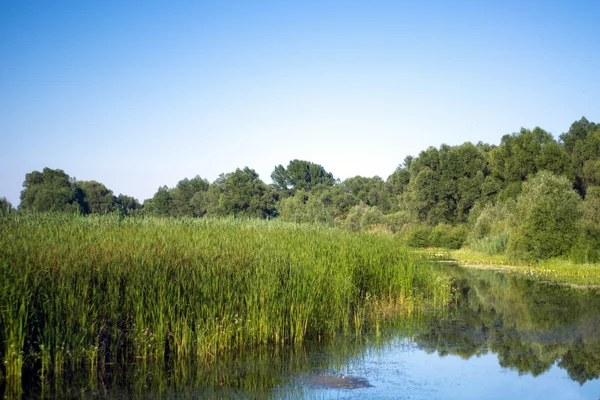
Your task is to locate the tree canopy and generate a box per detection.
[271,160,335,196]
[8,117,600,261]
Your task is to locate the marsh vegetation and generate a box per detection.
[0,214,451,396]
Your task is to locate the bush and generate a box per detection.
[468,200,516,243]
[471,232,509,255]
[509,171,583,260]
[429,224,469,249]
[343,204,384,232]
[401,225,432,248]
[384,211,415,233]
[570,224,600,264]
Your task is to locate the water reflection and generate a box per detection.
[3,265,600,398]
[417,266,600,384]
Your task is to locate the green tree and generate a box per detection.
[387,159,411,197]
[405,143,491,225]
[314,184,360,220]
[509,171,582,260]
[559,117,597,155]
[271,160,335,196]
[115,194,142,216]
[147,186,174,217]
[78,180,116,214]
[343,204,384,232]
[171,176,210,216]
[582,186,600,226]
[278,191,332,224]
[19,168,85,213]
[214,167,278,218]
[343,176,394,213]
[0,197,14,216]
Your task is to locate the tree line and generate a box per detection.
[3,117,600,261]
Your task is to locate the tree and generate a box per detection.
[20,168,85,213]
[387,160,411,197]
[343,204,384,232]
[214,167,278,218]
[559,117,597,155]
[509,171,582,260]
[78,180,116,214]
[405,142,490,224]
[148,186,174,217]
[343,176,394,213]
[485,127,573,202]
[115,194,142,216]
[0,197,14,216]
[314,184,359,220]
[271,160,335,196]
[171,176,210,216]
[278,191,332,225]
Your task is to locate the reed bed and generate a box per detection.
[0,214,450,384]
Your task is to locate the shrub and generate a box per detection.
[401,225,433,248]
[471,232,509,255]
[509,171,583,260]
[343,204,384,232]
[384,211,415,233]
[468,200,516,243]
[429,224,469,249]
[570,224,600,264]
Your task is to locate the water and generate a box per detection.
[5,265,600,399]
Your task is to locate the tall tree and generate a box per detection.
[271,160,335,196]
[559,117,597,155]
[214,167,278,218]
[343,176,394,213]
[78,180,116,214]
[171,176,210,217]
[20,168,85,213]
[406,143,490,224]
[115,194,142,216]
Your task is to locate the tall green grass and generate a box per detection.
[0,214,450,385]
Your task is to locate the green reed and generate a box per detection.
[0,214,450,384]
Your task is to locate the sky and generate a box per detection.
[1,0,599,206]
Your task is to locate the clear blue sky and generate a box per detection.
[1,0,599,206]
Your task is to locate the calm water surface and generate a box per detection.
[6,265,600,399]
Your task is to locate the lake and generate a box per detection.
[6,264,600,399]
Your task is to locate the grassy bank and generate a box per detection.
[0,214,451,384]
[414,247,600,288]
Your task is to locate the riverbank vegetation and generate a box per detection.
[0,214,450,387]
[4,117,600,267]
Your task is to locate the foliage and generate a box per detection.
[468,200,516,242]
[19,168,85,213]
[559,117,598,155]
[0,214,451,382]
[343,204,385,232]
[471,232,509,255]
[0,197,14,216]
[401,225,433,248]
[77,180,116,214]
[171,176,209,216]
[343,176,395,213]
[569,222,600,264]
[277,191,333,225]
[509,171,582,260]
[384,211,415,233]
[271,160,335,196]
[405,143,490,225]
[114,194,142,216]
[315,184,360,220]
[428,224,469,249]
[212,167,278,218]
